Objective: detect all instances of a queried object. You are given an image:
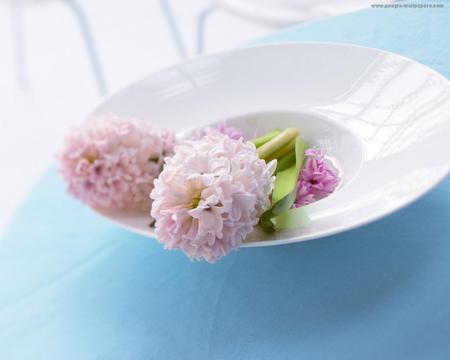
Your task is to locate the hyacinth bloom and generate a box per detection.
[150,133,275,262]
[293,149,340,207]
[189,120,244,141]
[215,120,244,140]
[58,116,175,210]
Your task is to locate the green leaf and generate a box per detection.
[259,137,307,233]
[273,206,311,230]
[294,137,308,172]
[259,191,297,232]
[271,162,298,204]
[272,137,307,203]
[275,151,296,173]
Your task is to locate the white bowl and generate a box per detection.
[91,43,450,247]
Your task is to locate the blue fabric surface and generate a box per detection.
[1,2,450,359]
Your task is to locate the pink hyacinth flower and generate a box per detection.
[150,133,275,262]
[58,115,176,210]
[293,148,340,207]
[189,120,244,141]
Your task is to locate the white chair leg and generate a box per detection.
[10,0,29,91]
[64,0,108,96]
[159,0,188,60]
[196,3,218,55]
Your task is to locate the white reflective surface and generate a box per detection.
[92,43,450,247]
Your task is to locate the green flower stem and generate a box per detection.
[251,130,281,148]
[266,138,296,162]
[257,128,300,161]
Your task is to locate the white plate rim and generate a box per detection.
[85,42,450,247]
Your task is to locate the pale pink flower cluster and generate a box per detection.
[150,133,276,262]
[59,116,175,210]
[189,120,244,141]
[293,149,340,207]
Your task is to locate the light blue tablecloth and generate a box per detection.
[1,2,450,359]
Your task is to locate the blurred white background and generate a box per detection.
[0,0,372,231]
